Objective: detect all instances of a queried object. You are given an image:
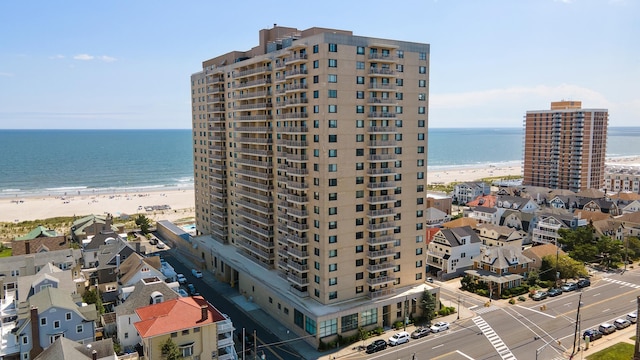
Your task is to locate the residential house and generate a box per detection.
[17,263,83,302]
[466,194,497,208]
[71,214,121,242]
[604,170,640,194]
[82,231,129,269]
[548,195,580,211]
[465,245,533,298]
[522,243,566,270]
[92,239,137,285]
[575,188,605,199]
[591,219,625,241]
[14,287,97,359]
[469,206,504,225]
[116,253,164,287]
[34,336,116,360]
[617,212,640,238]
[453,182,490,205]
[609,192,640,206]
[475,223,524,249]
[499,210,534,233]
[12,226,68,256]
[426,226,481,280]
[573,210,610,223]
[495,195,539,213]
[622,200,640,214]
[531,210,587,245]
[580,198,620,216]
[442,217,478,230]
[426,192,452,215]
[425,207,450,228]
[134,296,237,360]
[115,277,180,352]
[0,249,82,294]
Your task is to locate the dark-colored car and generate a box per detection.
[411,327,430,339]
[577,279,591,288]
[548,288,563,297]
[187,283,199,296]
[366,339,387,354]
[561,282,577,292]
[583,329,603,341]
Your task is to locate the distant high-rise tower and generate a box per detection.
[189,26,434,346]
[523,101,608,191]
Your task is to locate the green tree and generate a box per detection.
[597,236,624,269]
[558,227,595,253]
[526,268,539,286]
[540,254,588,281]
[161,338,182,360]
[82,289,105,314]
[420,289,437,324]
[625,236,640,261]
[135,214,151,235]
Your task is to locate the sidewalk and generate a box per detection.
[562,325,637,359]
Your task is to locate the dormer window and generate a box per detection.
[151,291,164,304]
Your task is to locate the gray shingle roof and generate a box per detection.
[115,278,179,316]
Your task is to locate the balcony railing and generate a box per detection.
[368,112,397,119]
[234,90,271,99]
[233,78,272,89]
[368,221,397,232]
[367,276,396,286]
[368,53,397,61]
[369,68,396,76]
[232,66,272,79]
[369,287,395,299]
[367,235,397,246]
[367,262,395,272]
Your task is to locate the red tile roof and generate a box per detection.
[134,296,225,338]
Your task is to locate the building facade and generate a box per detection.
[190,25,431,346]
[523,100,608,192]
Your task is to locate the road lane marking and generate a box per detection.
[468,305,478,310]
[456,350,475,360]
[472,317,517,360]
[593,293,600,297]
[432,344,444,349]
[515,305,557,319]
[602,308,610,313]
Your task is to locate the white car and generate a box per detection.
[388,331,410,346]
[614,318,631,329]
[628,311,637,324]
[192,269,203,278]
[430,321,450,333]
[177,274,187,284]
[156,241,165,249]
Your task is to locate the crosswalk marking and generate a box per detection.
[473,317,517,360]
[474,305,499,315]
[602,278,640,289]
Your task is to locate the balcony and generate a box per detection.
[367,248,395,259]
[369,68,396,76]
[277,112,309,120]
[289,285,309,298]
[237,239,273,261]
[369,287,395,299]
[233,78,272,89]
[287,233,309,245]
[285,83,308,93]
[285,69,308,78]
[366,168,397,176]
[286,193,308,204]
[284,54,308,63]
[366,208,395,218]
[236,189,272,203]
[234,126,271,134]
[209,105,225,113]
[277,139,308,148]
[236,209,272,226]
[367,195,396,204]
[367,97,397,105]
[235,114,272,122]
[368,112,397,119]
[288,247,309,259]
[367,276,396,286]
[236,228,273,247]
[235,158,271,168]
[278,126,309,134]
[368,221,397,232]
[287,261,309,272]
[281,98,309,107]
[235,178,272,192]
[236,220,273,239]
[234,102,271,111]
[236,168,271,180]
[207,86,224,94]
[368,83,397,91]
[287,221,309,232]
[366,181,396,190]
[367,140,397,148]
[206,75,224,85]
[368,53,397,62]
[366,235,397,246]
[287,273,309,286]
[236,147,273,157]
[232,66,272,79]
[284,166,309,176]
[367,262,395,273]
[368,154,397,162]
[367,126,397,133]
[234,90,271,100]
[235,136,272,144]
[286,181,309,191]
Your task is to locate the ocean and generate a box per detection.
[1,127,639,198]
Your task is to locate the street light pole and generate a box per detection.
[457,295,460,320]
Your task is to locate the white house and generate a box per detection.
[427,226,481,280]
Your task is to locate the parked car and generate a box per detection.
[577,279,591,288]
[598,323,616,335]
[177,288,188,297]
[628,311,638,323]
[156,240,165,249]
[388,331,410,346]
[532,291,548,301]
[192,269,203,278]
[430,322,450,333]
[411,327,430,339]
[427,277,434,283]
[177,274,187,284]
[561,282,577,292]
[187,283,199,296]
[583,329,603,341]
[548,288,563,297]
[614,318,632,329]
[366,339,387,354]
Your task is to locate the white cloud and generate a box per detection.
[49,54,65,60]
[0,72,14,77]
[73,53,117,62]
[73,54,94,61]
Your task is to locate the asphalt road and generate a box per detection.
[162,252,304,360]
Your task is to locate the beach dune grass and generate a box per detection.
[586,342,633,360]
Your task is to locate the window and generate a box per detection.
[357,46,365,54]
[329,193,338,201]
[329,43,338,52]
[314,163,319,171]
[313,105,319,113]
[314,220,320,228]
[417,146,425,153]
[416,247,424,255]
[22,336,28,345]
[328,89,337,98]
[356,105,364,114]
[419,93,426,101]
[419,52,427,60]
[418,133,425,140]
[397,50,404,58]
[328,249,338,258]
[314,261,320,270]
[417,197,424,204]
[355,218,364,226]
[53,320,60,329]
[329,235,337,243]
[76,324,83,333]
[355,245,363,253]
[395,133,403,141]
[356,190,364,198]
[313,75,319,84]
[356,231,363,239]
[356,76,364,84]
[356,120,364,128]
[315,275,320,284]
[328,74,337,83]
[356,61,365,70]
[396,78,403,86]
[356,148,364,156]
[356,176,364,184]
[65,312,72,321]
[328,149,337,157]
[417,159,424,167]
[328,164,337,172]
[419,79,426,87]
[314,178,319,186]
[313,44,319,53]
[396,64,404,72]
[361,308,378,326]
[356,163,364,170]
[329,134,337,142]
[356,204,364,212]
[416,235,424,243]
[328,59,337,67]
[329,277,337,285]
[40,318,46,326]
[182,329,190,335]
[416,273,423,280]
[417,185,424,192]
[417,209,423,217]
[329,221,337,229]
[417,172,424,179]
[313,90,319,99]
[314,134,319,142]
[356,91,364,99]
[396,92,403,100]
[329,207,337,215]
[320,318,338,337]
[356,271,363,279]
[418,120,425,127]
[180,344,194,357]
[329,264,338,272]
[419,65,427,73]
[313,60,319,69]
[329,178,337,186]
[418,107,426,114]
[356,286,364,294]
[342,314,358,332]
[328,120,337,128]
[416,260,423,267]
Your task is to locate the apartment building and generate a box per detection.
[190,26,434,346]
[523,100,608,192]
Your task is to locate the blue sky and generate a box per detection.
[1,0,637,129]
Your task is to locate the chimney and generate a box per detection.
[29,307,43,358]
[200,305,208,322]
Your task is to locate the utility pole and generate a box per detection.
[457,295,460,320]
[634,296,640,360]
[242,328,245,360]
[254,329,258,360]
[403,295,408,331]
[571,293,583,358]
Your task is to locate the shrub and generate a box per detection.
[518,296,527,302]
[394,321,404,330]
[509,298,516,305]
[477,289,488,297]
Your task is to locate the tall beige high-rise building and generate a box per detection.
[190,26,435,346]
[523,100,608,192]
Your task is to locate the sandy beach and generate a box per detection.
[0,189,196,223]
[2,156,639,224]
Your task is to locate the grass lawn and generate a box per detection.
[0,248,11,257]
[586,342,634,360]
